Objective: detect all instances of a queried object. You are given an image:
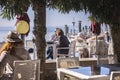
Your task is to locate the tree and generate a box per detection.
[0,0,120,80]
[30,1,46,80]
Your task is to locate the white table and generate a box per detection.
[57,66,110,80]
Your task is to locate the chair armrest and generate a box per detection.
[56,47,70,50]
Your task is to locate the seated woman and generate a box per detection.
[0,31,31,79]
[56,29,70,55]
[75,32,89,58]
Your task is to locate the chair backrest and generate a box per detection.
[68,40,76,57]
[56,57,79,68]
[110,71,120,80]
[88,40,109,64]
[13,60,40,80]
[88,40,108,56]
[88,40,96,55]
[55,40,76,58]
[97,40,108,57]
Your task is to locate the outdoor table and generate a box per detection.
[57,65,110,80]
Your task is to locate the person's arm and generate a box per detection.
[76,36,85,43]
[0,51,7,62]
[50,34,55,41]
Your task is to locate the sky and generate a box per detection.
[0,7,108,42]
[0,7,91,28]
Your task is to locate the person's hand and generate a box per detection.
[54,41,59,44]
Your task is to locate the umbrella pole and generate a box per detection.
[96,34,99,65]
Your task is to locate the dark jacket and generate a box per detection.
[57,35,70,54]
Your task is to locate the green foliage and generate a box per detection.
[80,0,120,25]
[46,0,84,13]
[0,0,30,20]
[0,0,120,25]
[47,0,120,25]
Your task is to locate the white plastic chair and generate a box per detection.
[56,57,79,68]
[88,40,109,64]
[13,60,40,80]
[54,40,76,58]
[56,57,79,80]
[110,71,120,80]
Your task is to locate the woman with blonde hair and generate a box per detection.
[0,31,30,80]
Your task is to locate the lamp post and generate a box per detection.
[72,18,75,34]
[78,21,82,32]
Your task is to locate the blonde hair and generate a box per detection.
[0,41,23,55]
[0,42,13,55]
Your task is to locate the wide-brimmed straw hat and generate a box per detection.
[6,31,22,42]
